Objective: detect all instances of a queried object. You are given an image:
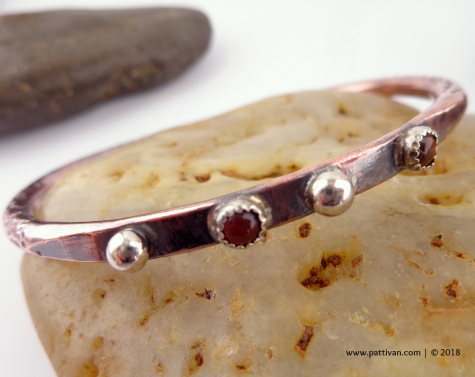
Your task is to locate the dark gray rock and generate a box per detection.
[0,8,211,135]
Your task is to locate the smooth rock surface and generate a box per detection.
[22,91,475,376]
[0,8,211,135]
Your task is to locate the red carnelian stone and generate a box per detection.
[419,135,437,166]
[222,210,261,246]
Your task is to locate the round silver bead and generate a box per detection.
[106,229,149,272]
[400,126,438,171]
[308,170,355,216]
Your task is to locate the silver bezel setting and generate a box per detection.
[401,126,438,171]
[209,195,272,248]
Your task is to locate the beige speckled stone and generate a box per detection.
[22,91,475,377]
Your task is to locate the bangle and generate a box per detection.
[3,77,467,273]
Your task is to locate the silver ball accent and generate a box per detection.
[106,229,149,272]
[308,170,355,216]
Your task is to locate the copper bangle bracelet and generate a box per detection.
[3,77,467,272]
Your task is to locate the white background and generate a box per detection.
[1,1,475,375]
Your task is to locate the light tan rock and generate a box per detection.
[22,91,475,377]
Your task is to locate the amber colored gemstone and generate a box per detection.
[222,210,261,246]
[419,134,437,166]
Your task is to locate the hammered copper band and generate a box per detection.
[3,77,467,262]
